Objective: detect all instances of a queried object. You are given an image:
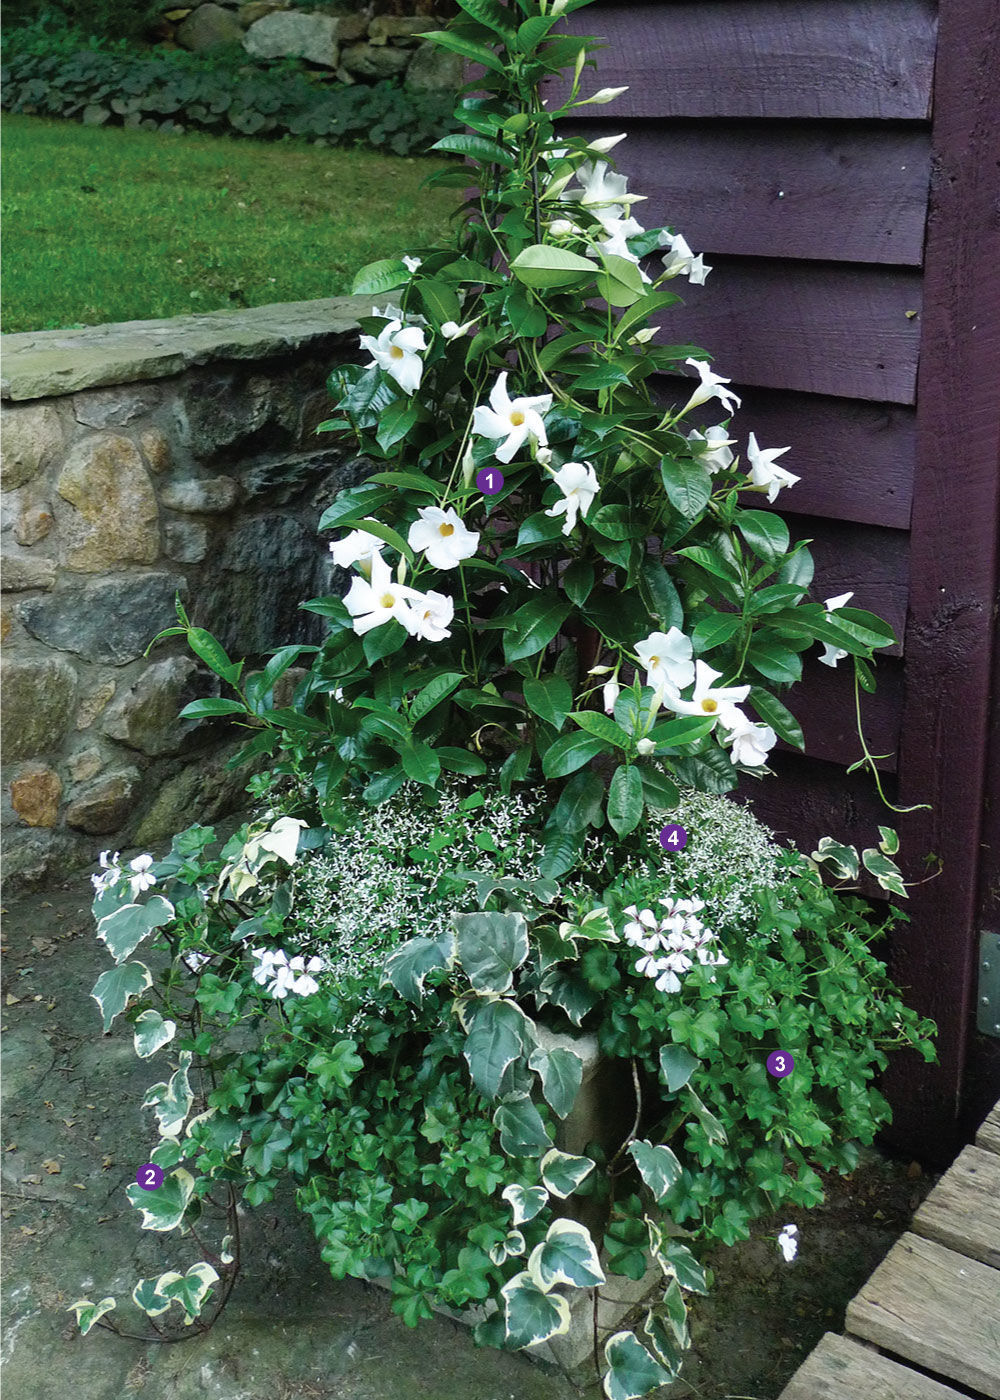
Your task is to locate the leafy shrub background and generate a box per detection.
[1,43,461,153]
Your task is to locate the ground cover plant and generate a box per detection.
[0,115,460,332]
[72,1,936,1394]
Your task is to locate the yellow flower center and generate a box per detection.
[439,523,455,537]
[701,698,718,713]
[649,656,660,669]
[509,410,525,427]
[380,592,396,608]
[389,345,405,360]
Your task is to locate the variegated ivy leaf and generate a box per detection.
[125,1166,194,1231]
[528,1045,583,1119]
[96,895,175,964]
[651,1236,709,1295]
[159,1261,220,1322]
[382,933,454,1003]
[132,1274,177,1318]
[67,1296,115,1335]
[659,1045,699,1094]
[500,1271,571,1349]
[810,836,859,881]
[220,1234,235,1266]
[494,1094,551,1157]
[453,910,528,995]
[463,999,534,1099]
[540,1147,594,1199]
[149,1137,184,1171]
[603,1330,672,1400]
[502,1182,548,1226]
[142,1051,193,1137]
[489,1229,526,1266]
[246,816,306,868]
[133,1009,176,1059]
[643,1294,687,1378]
[558,905,618,944]
[862,847,908,898]
[528,1218,605,1290]
[878,825,900,856]
[628,1139,682,1204]
[686,1088,728,1145]
[91,960,152,1032]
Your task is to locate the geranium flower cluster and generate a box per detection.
[622,896,728,993]
[251,948,325,1000]
[92,850,156,900]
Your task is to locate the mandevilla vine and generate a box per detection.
[71,3,937,1396]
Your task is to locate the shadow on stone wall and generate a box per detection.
[1,297,370,890]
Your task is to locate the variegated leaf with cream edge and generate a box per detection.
[125,1167,195,1231]
[133,1008,176,1059]
[142,1051,193,1138]
[527,1217,605,1290]
[500,1271,572,1349]
[91,960,152,1031]
[502,1182,548,1226]
[67,1297,115,1335]
[540,1147,594,1198]
[97,895,175,963]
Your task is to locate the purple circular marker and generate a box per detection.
[766,1051,795,1079]
[476,467,505,496]
[136,1163,164,1191]
[659,824,688,852]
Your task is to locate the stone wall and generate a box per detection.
[1,297,369,892]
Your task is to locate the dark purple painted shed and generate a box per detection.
[563,0,1000,1154]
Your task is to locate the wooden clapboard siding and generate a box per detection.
[565,121,931,266]
[669,260,922,403]
[570,1,937,120]
[562,0,1000,1144]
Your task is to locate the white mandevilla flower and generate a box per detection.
[91,849,123,895]
[593,214,651,281]
[128,854,156,897]
[358,319,427,396]
[662,660,750,726]
[580,85,630,105]
[634,628,695,697]
[722,712,778,767]
[402,255,422,273]
[680,357,741,416]
[660,232,712,285]
[343,552,420,636]
[818,592,853,666]
[565,159,635,215]
[687,425,736,474]
[745,432,799,503]
[372,301,428,328]
[408,506,479,570]
[545,460,599,535]
[777,1224,799,1263]
[440,319,476,341]
[472,372,553,464]
[328,527,384,574]
[602,679,621,715]
[408,589,455,643]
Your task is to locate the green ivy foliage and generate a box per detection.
[0,46,460,155]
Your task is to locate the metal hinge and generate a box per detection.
[978,931,1000,1037]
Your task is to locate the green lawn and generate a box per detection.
[1,115,461,333]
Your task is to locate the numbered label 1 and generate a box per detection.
[136,1163,164,1191]
[766,1051,795,1079]
[658,824,688,852]
[476,467,505,497]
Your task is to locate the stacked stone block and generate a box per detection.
[1,297,368,891]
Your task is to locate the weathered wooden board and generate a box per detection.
[664,260,922,403]
[744,751,896,861]
[801,519,909,651]
[566,121,932,266]
[781,656,904,772]
[884,0,1000,1152]
[654,384,915,529]
[979,1106,1000,1157]
[913,1145,1000,1268]
[779,1330,965,1400]
[561,1,937,120]
[845,1232,1000,1397]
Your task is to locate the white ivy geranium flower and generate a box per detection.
[746,432,799,503]
[680,358,741,416]
[359,319,427,396]
[663,660,750,726]
[687,425,736,474]
[634,628,695,697]
[722,711,778,767]
[91,849,123,895]
[328,527,384,575]
[544,460,599,535]
[343,553,420,636]
[408,506,479,570]
[818,591,854,666]
[472,372,553,464]
[408,589,455,642]
[777,1224,799,1262]
[128,854,157,897]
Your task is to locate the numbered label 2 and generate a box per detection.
[136,1163,164,1191]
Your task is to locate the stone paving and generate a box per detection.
[0,884,582,1400]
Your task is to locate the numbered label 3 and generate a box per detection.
[766,1051,795,1079]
